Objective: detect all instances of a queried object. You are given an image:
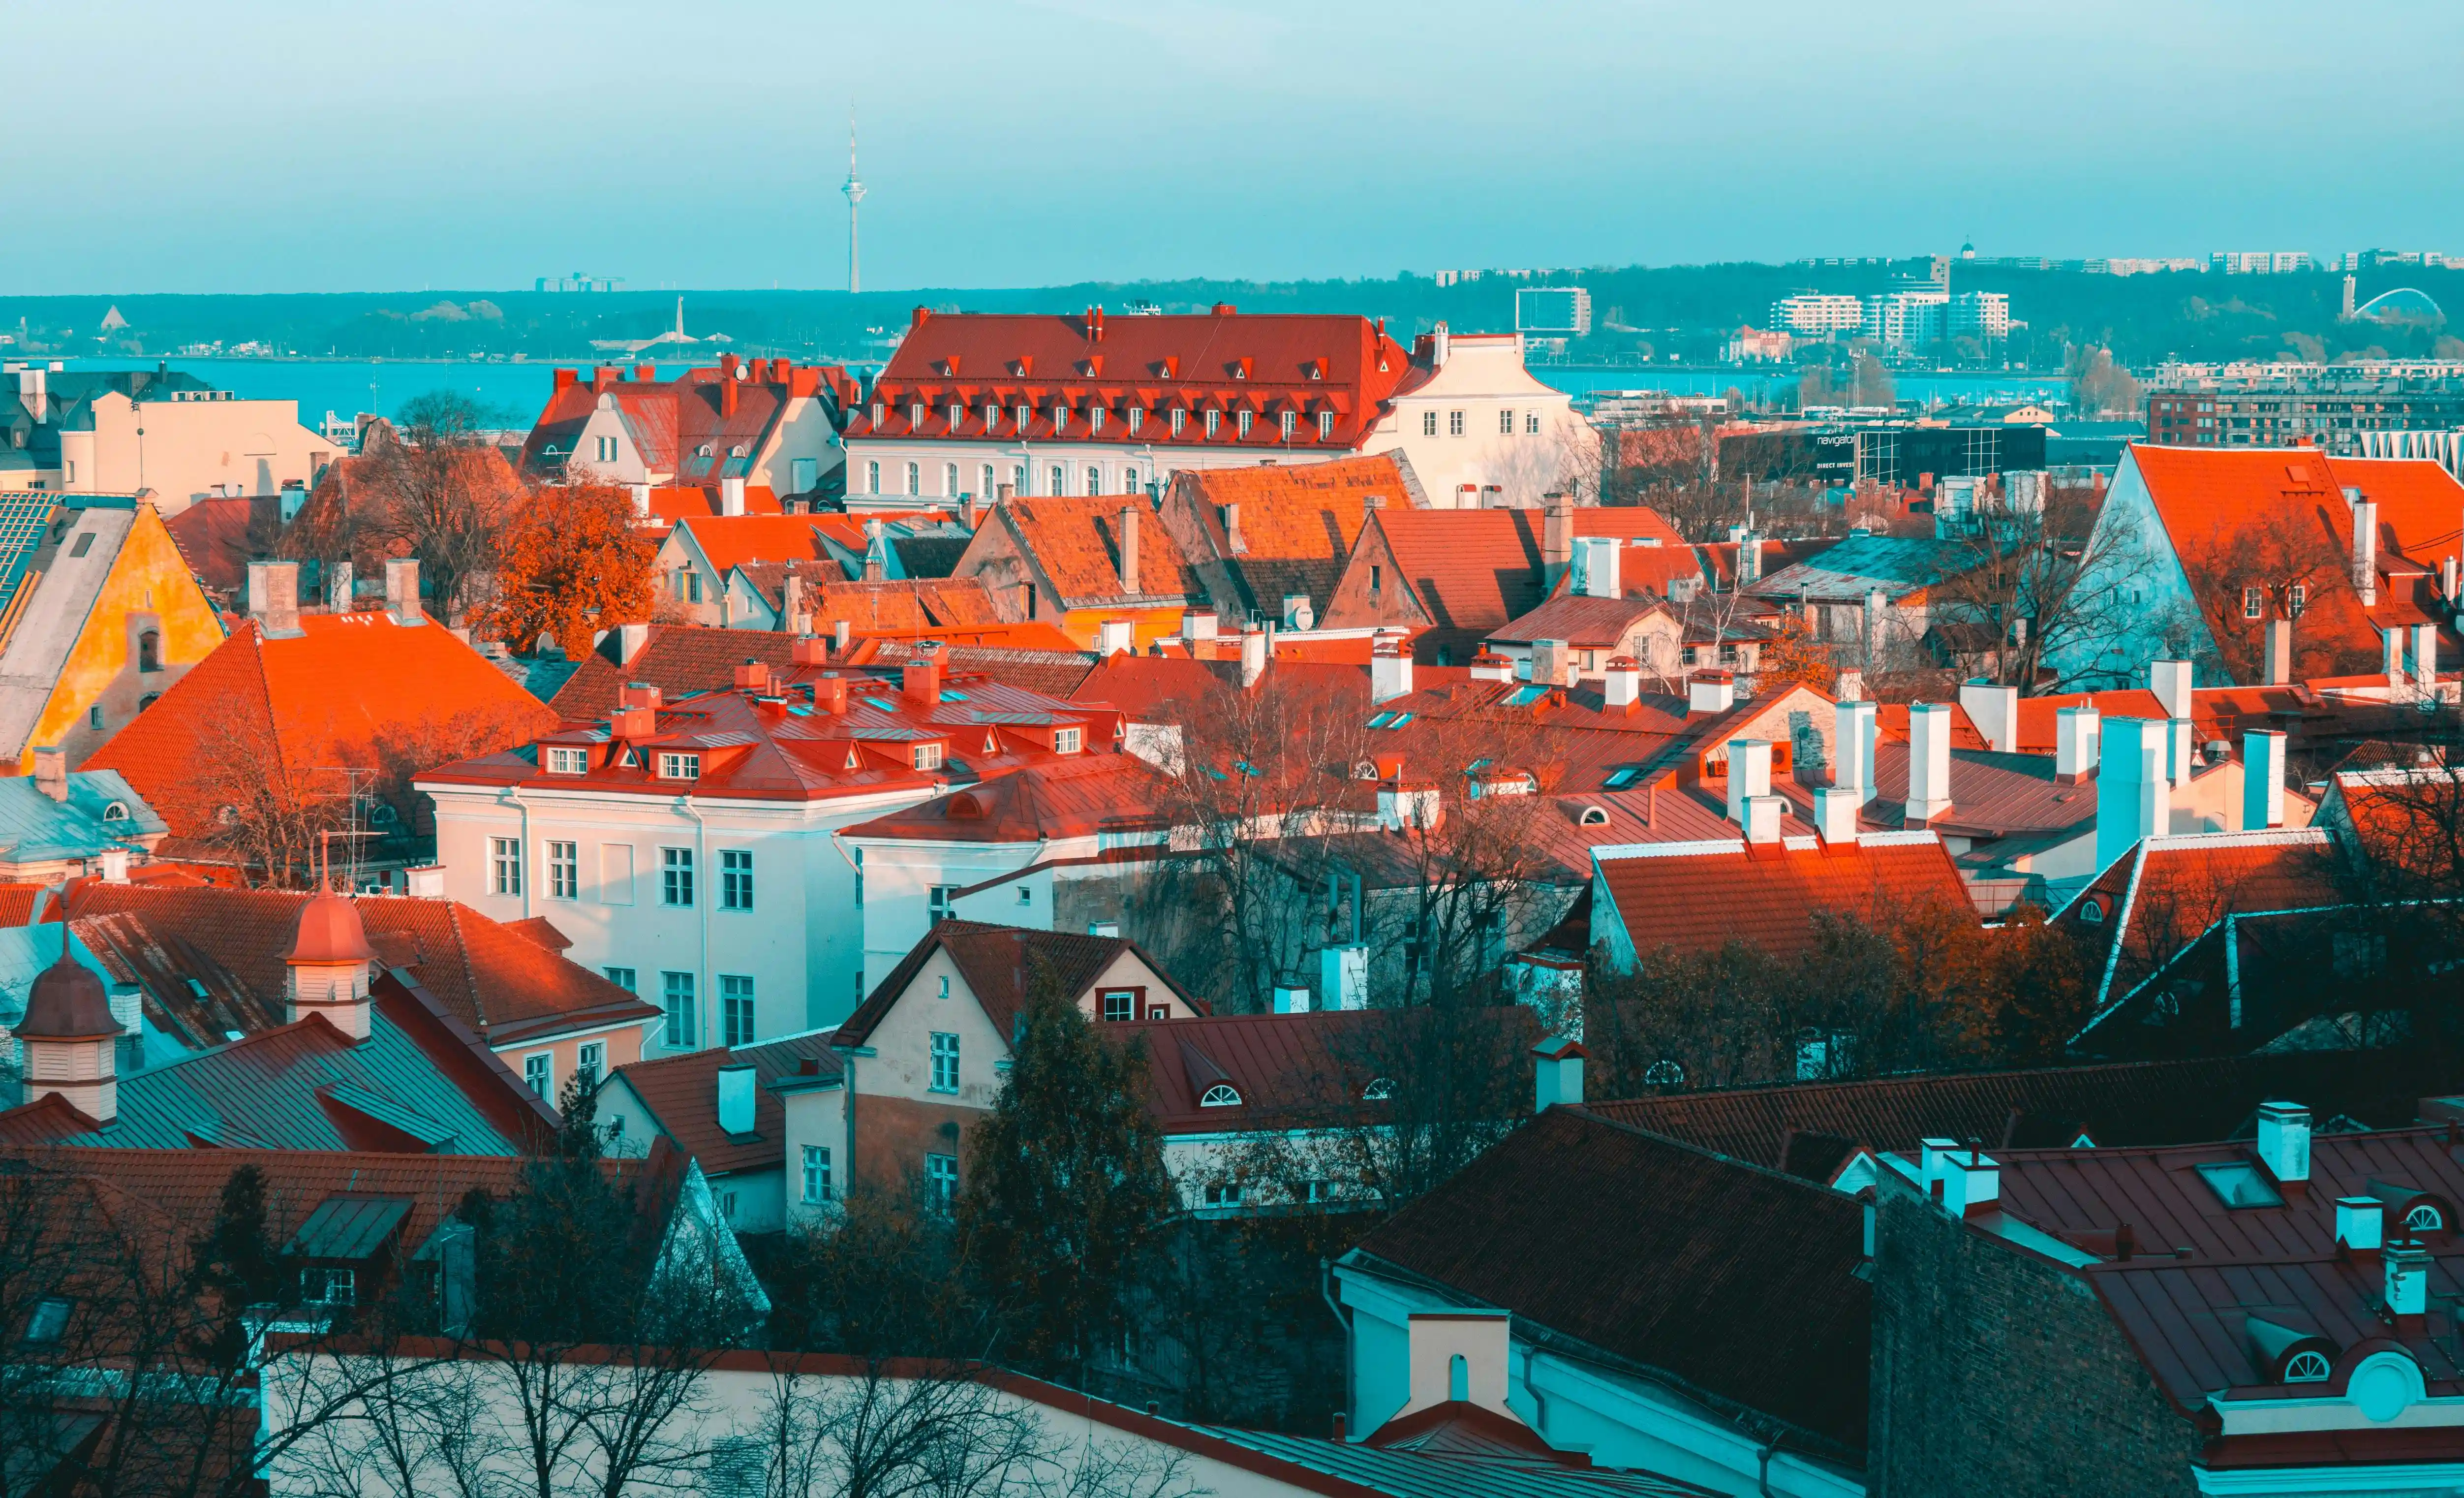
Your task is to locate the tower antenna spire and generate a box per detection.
[841,108,866,295]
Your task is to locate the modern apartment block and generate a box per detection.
[2146,380,2464,449]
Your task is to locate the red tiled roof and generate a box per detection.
[2058,828,2341,1001]
[1339,507,1685,637]
[849,309,1411,454]
[678,514,841,573]
[643,482,781,524]
[731,568,1008,633]
[839,752,1171,843]
[612,1030,842,1177]
[993,494,1202,607]
[84,613,555,841]
[1489,593,1670,647]
[835,920,1199,1051]
[1351,1106,1870,1453]
[548,628,1104,718]
[162,496,279,595]
[1122,1007,1534,1133]
[1169,454,1417,618]
[1597,834,1972,961]
[521,360,854,484]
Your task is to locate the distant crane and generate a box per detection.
[841,110,866,295]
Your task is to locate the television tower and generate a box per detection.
[841,110,866,295]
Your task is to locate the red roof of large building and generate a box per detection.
[839,751,1171,844]
[1595,832,1972,961]
[847,307,1413,455]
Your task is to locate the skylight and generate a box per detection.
[1604,767,1641,789]
[862,697,898,712]
[2195,1160,2283,1209]
[940,689,970,702]
[1508,685,1550,706]
[1369,712,1415,729]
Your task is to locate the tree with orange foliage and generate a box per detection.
[484,484,658,657]
[1754,609,1835,692]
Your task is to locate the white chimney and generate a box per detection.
[1742,795,1784,844]
[2243,729,2286,831]
[1919,1137,1960,1197]
[1905,702,1952,824]
[1814,785,1859,843]
[2094,718,2170,877]
[1834,667,1863,703]
[1725,738,1773,828]
[1530,639,1571,687]
[1939,1151,2001,1218]
[720,477,746,516]
[2150,659,2193,721]
[2388,1240,2430,1318]
[17,364,45,419]
[630,482,652,522]
[834,617,852,654]
[1835,697,1878,803]
[1272,982,1312,1014]
[1182,610,1218,642]
[1689,671,1735,716]
[1863,586,1889,667]
[1470,652,1516,683]
[1572,535,1620,599]
[1532,1036,1585,1113]
[2264,618,2292,686]
[1098,618,1134,658]
[1239,626,1269,688]
[1371,639,1414,703]
[2412,622,2438,699]
[2336,1196,2384,1254]
[385,558,424,626]
[98,846,130,883]
[1957,679,2017,754]
[2255,1101,2310,1185]
[1430,322,1451,368]
[2167,717,2193,787]
[717,1064,756,1135]
[31,745,66,803]
[1117,506,1140,596]
[2056,704,2100,783]
[2352,499,2379,606]
[2384,627,2405,682]
[1319,944,1367,1011]
[1602,655,1640,710]
[1221,502,1245,554]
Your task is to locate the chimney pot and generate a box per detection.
[2338,1196,2385,1255]
[2264,617,2293,686]
[2256,1101,2311,1186]
[1532,1036,1586,1112]
[1371,637,1414,703]
[1725,739,1774,827]
[384,558,424,627]
[1117,505,1141,595]
[2243,729,2287,831]
[2055,703,2101,783]
[1834,697,1878,804]
[1239,627,1270,688]
[1688,670,1736,717]
[1904,702,1953,824]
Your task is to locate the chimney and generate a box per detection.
[1221,502,1245,554]
[1939,1151,2001,1218]
[717,1065,756,1134]
[1239,626,1269,688]
[1834,667,1863,703]
[1725,739,1774,829]
[1737,533,1762,586]
[1957,679,2017,754]
[1741,795,1783,844]
[833,618,851,655]
[1401,1310,1513,1420]
[903,653,943,703]
[1905,702,1952,824]
[1572,536,1619,599]
[2352,499,2380,606]
[1542,492,1574,587]
[2382,627,2404,683]
[1835,697,1878,805]
[2094,718,2170,878]
[1532,1036,1585,1113]
[630,482,652,522]
[1919,1137,1960,1197]
[2337,1197,2384,1256]
[616,621,651,664]
[2387,1240,2430,1319]
[720,375,739,418]
[97,846,130,883]
[782,573,809,634]
[1814,785,1859,843]
[1272,982,1311,1014]
[1283,593,1315,631]
[2412,622,2438,700]
[1529,639,1571,687]
[996,482,1016,503]
[862,520,888,583]
[2055,704,2100,783]
[1688,670,1735,716]
[1863,586,1888,667]
[1098,618,1134,658]
[1469,651,1516,683]
[1429,323,1451,368]
[1602,655,1640,710]
[1117,506,1140,595]
[810,674,849,714]
[31,745,66,803]
[385,558,424,626]
[720,476,746,516]
[2264,618,2292,686]
[1181,610,1218,642]
[1371,637,1414,702]
[2243,729,2287,831]
[250,560,302,637]
[2255,1100,2311,1186]
[17,364,46,419]
[792,633,829,666]
[734,658,773,693]
[2150,659,2193,721]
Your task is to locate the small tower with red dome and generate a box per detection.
[16,938,120,1123]
[288,887,376,1041]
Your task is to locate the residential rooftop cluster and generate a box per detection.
[11,308,2464,1497]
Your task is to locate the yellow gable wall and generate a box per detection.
[27,505,226,769]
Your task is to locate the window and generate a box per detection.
[1010,463,1026,494]
[865,461,880,493]
[1016,404,1031,432]
[577,1041,605,1087]
[1016,885,1031,905]
[524,1052,552,1099]
[802,1146,833,1204]
[2288,583,2307,616]
[1448,410,1464,437]
[1317,411,1334,439]
[1199,1083,1242,1107]
[1053,726,1082,754]
[722,974,755,1047]
[300,1267,356,1308]
[928,884,959,922]
[547,841,578,900]
[1103,990,1135,1022]
[491,838,522,897]
[685,570,704,604]
[720,848,754,910]
[2195,1159,2283,1208]
[88,706,102,731]
[102,800,128,821]
[1048,464,1065,496]
[912,741,945,771]
[1237,410,1253,437]
[1053,407,1069,434]
[721,1191,738,1218]
[1089,407,1106,436]
[22,1296,69,1346]
[1129,407,1144,435]
[1279,411,1296,439]
[662,847,694,906]
[1085,465,1101,496]
[1422,410,1438,437]
[943,462,959,496]
[1362,1077,1397,1100]
[924,1153,958,1213]
[903,462,920,496]
[980,462,995,497]
[1123,466,1141,493]
[69,532,94,558]
[2283,1349,2333,1382]
[546,746,588,775]
[1202,1181,1243,1208]
[1204,410,1221,437]
[1170,409,1187,437]
[2408,1203,2446,1232]
[929,1031,960,1092]
[1501,408,1515,435]
[137,629,161,672]
[2244,587,2264,620]
[662,971,697,1048]
[1526,412,1540,434]
[658,751,700,781]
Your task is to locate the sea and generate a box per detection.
[29,355,2074,428]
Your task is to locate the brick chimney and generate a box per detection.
[1221,502,1245,554]
[1117,505,1140,595]
[31,744,66,802]
[903,648,943,704]
[810,673,848,714]
[1541,493,1574,588]
[385,558,424,626]
[249,560,303,637]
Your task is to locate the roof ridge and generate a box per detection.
[1565,1104,1874,1201]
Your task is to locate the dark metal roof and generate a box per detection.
[286,1193,412,1261]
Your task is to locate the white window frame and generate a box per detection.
[658,752,701,781]
[523,1051,553,1099]
[1053,726,1082,754]
[662,971,697,1049]
[1448,410,1465,437]
[661,846,695,907]
[1422,410,1438,436]
[719,848,754,911]
[929,1031,960,1093]
[491,837,522,897]
[545,746,588,776]
[577,1040,605,1087]
[913,741,945,771]
[547,840,578,900]
[802,1145,833,1204]
[721,974,756,1047]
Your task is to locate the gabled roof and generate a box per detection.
[1751,532,1987,602]
[1595,833,1972,961]
[1170,453,1418,619]
[1488,592,1671,648]
[521,360,852,483]
[835,920,1194,1051]
[839,752,1171,844]
[1587,1051,2458,1174]
[1347,1106,1870,1454]
[991,494,1202,608]
[611,1029,843,1177]
[2056,827,2342,1014]
[1119,1007,1533,1134]
[0,768,167,862]
[548,627,1103,718]
[84,612,554,841]
[1347,507,1686,637]
[677,514,844,572]
[729,571,1007,634]
[162,495,280,595]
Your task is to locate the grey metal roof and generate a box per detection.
[1751,533,1983,602]
[287,1193,413,1260]
[1189,1426,1716,1498]
[0,769,166,863]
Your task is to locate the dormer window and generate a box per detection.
[1090,407,1106,436]
[1279,412,1296,440]
[1362,1077,1395,1100]
[1237,411,1254,438]
[1016,403,1031,430]
[909,403,924,427]
[949,404,963,429]
[657,752,701,781]
[2407,1203,2446,1232]
[546,746,589,776]
[1199,1084,1242,1107]
[1204,410,1221,438]
[912,742,945,771]
[696,443,713,458]
[1054,726,1082,755]
[984,402,1000,429]
[1171,409,1187,437]
[102,800,129,822]
[872,403,886,426]
[1129,408,1143,435]
[1054,408,1070,434]
[2283,1350,2333,1382]
[1318,412,1335,439]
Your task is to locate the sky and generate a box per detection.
[12,0,2464,295]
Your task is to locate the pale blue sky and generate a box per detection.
[12,0,2464,293]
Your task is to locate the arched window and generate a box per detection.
[1362,1077,1396,1101]
[216,805,239,826]
[137,629,161,673]
[2283,1349,2333,1382]
[1198,1083,1241,1107]
[1448,1354,1469,1403]
[101,801,128,822]
[2407,1203,2444,1233]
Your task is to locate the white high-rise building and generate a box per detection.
[1768,294,1867,337]
[1861,288,1947,348]
[1949,291,2011,343]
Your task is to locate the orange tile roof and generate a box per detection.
[677,514,848,573]
[839,752,1172,843]
[84,613,555,841]
[997,494,1201,606]
[522,359,857,483]
[614,1030,842,1177]
[1345,506,1687,637]
[730,568,1007,633]
[644,483,781,524]
[1597,835,1972,961]
[835,920,1200,1051]
[1171,454,1414,618]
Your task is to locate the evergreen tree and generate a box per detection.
[187,1164,294,1364]
[959,960,1176,1381]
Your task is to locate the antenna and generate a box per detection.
[841,108,866,295]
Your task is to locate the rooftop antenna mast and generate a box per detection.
[841,108,866,295]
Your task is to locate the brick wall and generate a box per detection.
[1870,1188,2202,1498]
[852,1091,981,1195]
